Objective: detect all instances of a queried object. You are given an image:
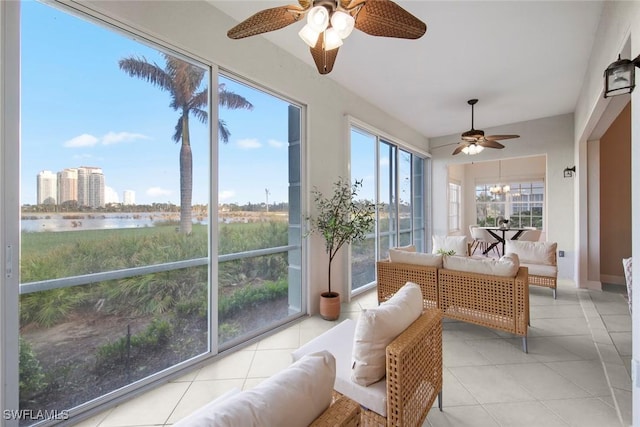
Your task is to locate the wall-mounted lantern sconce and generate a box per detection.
[564,166,576,178]
[604,54,640,98]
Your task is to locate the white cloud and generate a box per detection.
[102,131,149,145]
[237,138,261,150]
[146,187,173,197]
[267,139,285,148]
[219,190,236,201]
[64,131,150,148]
[64,133,99,148]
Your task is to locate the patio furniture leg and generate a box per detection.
[553,289,556,299]
[438,391,443,411]
[522,337,528,353]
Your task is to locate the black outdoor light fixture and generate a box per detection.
[564,166,576,178]
[604,54,640,98]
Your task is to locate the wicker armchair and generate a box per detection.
[309,395,361,426]
[293,309,443,427]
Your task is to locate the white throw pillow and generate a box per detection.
[351,282,423,386]
[174,351,336,427]
[432,235,468,256]
[505,240,557,265]
[388,249,443,267]
[443,253,519,277]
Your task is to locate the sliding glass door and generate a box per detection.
[14,1,303,423]
[349,124,427,293]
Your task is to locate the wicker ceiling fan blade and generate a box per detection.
[452,144,468,155]
[310,33,340,74]
[227,5,306,39]
[484,134,520,141]
[479,140,505,149]
[354,0,426,39]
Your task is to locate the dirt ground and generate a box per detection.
[20,297,289,415]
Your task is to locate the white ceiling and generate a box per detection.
[209,1,604,139]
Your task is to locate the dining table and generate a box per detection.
[479,227,528,256]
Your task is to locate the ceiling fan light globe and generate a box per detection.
[307,6,330,32]
[462,144,484,155]
[331,11,355,39]
[324,28,344,50]
[299,24,320,47]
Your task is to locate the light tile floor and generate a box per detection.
[75,279,631,427]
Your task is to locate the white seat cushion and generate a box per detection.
[292,319,388,417]
[521,262,557,277]
[505,241,557,265]
[443,253,520,277]
[176,351,336,427]
[432,235,468,256]
[388,249,443,267]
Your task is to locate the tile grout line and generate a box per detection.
[577,289,626,427]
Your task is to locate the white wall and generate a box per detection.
[571,1,640,424]
[430,113,575,280]
[74,0,428,311]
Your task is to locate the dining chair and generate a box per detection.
[519,229,542,242]
[470,227,500,257]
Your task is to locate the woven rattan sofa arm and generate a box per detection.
[309,395,361,427]
[377,260,439,310]
[385,309,443,427]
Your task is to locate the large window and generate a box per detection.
[475,180,544,228]
[15,2,303,423]
[448,181,462,232]
[350,124,427,293]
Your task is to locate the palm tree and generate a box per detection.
[119,54,253,234]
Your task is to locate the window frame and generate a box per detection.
[347,116,430,297]
[448,180,462,233]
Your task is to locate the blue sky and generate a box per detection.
[21,0,291,206]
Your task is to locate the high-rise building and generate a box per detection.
[36,170,57,205]
[77,166,105,208]
[123,190,135,205]
[104,186,119,204]
[57,168,78,206]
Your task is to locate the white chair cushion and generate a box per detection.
[351,282,423,386]
[521,262,557,277]
[505,240,557,265]
[291,319,388,417]
[443,253,520,277]
[432,235,468,256]
[388,249,443,267]
[176,351,335,427]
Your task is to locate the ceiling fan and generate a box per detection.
[227,0,427,74]
[452,99,520,155]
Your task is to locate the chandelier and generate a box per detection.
[489,160,510,194]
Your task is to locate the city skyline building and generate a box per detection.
[77,166,105,209]
[36,170,57,205]
[57,168,78,206]
[123,190,135,205]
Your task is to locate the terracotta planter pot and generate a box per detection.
[319,291,341,321]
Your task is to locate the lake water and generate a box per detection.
[20,212,208,232]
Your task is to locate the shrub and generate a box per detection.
[19,338,47,403]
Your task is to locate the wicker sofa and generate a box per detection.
[377,259,529,352]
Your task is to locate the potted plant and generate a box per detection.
[307,178,376,320]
